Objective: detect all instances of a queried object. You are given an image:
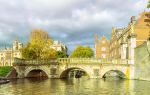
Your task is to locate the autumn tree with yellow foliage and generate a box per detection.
[21,29,57,60]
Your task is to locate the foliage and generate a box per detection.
[70,46,94,58]
[147,0,150,8]
[30,29,50,41]
[21,29,59,59]
[21,38,57,60]
[56,51,68,58]
[0,66,12,77]
[21,43,36,59]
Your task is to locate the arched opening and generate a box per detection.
[102,70,126,79]
[7,68,18,78]
[26,69,48,78]
[60,68,89,79]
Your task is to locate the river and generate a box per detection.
[0,77,150,95]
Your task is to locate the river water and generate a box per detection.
[0,78,150,95]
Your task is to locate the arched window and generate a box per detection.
[101,47,106,51]
[102,54,106,58]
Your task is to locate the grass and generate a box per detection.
[0,66,12,77]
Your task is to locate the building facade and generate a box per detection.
[95,11,150,63]
[0,40,23,66]
[50,41,67,54]
[109,11,150,62]
[95,35,109,58]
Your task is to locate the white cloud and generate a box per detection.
[0,0,147,52]
[134,0,147,10]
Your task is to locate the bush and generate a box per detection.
[0,66,12,77]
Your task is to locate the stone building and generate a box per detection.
[109,27,125,59]
[95,35,109,58]
[95,11,150,62]
[0,40,23,66]
[134,40,150,81]
[50,41,68,54]
[109,11,150,62]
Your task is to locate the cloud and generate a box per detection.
[0,0,147,53]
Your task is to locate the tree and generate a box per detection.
[70,46,94,58]
[56,51,68,58]
[21,31,56,59]
[147,0,150,8]
[21,39,57,59]
[21,43,37,59]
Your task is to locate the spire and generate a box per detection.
[15,35,20,42]
[130,24,134,34]
[4,42,6,50]
[95,34,98,44]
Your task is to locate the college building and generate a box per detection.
[95,11,150,61]
[95,35,109,58]
[0,40,23,66]
[0,29,68,66]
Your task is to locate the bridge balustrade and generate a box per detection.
[13,58,57,64]
[57,58,129,64]
[13,58,129,65]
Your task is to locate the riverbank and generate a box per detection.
[0,66,12,77]
[0,66,12,84]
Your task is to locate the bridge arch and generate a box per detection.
[24,66,50,78]
[60,67,90,78]
[26,69,48,78]
[101,69,127,78]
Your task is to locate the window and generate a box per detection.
[101,47,106,51]
[145,13,150,18]
[102,41,105,44]
[102,54,106,58]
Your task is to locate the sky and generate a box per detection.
[0,0,148,53]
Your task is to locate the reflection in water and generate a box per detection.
[0,78,150,95]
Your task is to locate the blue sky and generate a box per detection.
[0,0,148,53]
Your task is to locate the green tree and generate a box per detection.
[56,51,67,58]
[147,0,150,8]
[70,46,94,58]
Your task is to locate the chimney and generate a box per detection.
[131,16,136,24]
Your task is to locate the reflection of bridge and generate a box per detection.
[13,58,135,79]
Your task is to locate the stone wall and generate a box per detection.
[135,41,150,81]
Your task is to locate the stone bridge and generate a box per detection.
[13,58,135,79]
